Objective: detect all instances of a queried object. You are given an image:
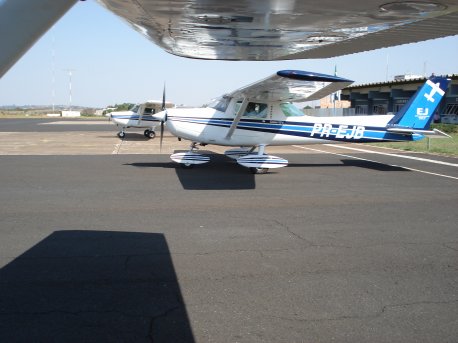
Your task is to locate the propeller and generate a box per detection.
[160,83,167,152]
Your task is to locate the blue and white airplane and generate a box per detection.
[153,70,450,173]
[109,100,173,139]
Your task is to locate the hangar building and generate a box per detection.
[340,74,458,124]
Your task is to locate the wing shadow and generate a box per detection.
[0,230,195,343]
[126,151,256,190]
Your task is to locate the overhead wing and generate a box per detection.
[99,0,458,61]
[2,0,458,78]
[224,70,353,103]
[0,0,78,78]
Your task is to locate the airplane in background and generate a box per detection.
[151,70,450,174]
[109,100,173,139]
[1,1,458,77]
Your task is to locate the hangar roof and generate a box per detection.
[344,74,458,92]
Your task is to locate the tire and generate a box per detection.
[117,131,126,139]
[249,167,269,174]
[144,130,156,139]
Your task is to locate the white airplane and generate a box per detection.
[2,1,458,77]
[109,100,173,139]
[152,70,450,174]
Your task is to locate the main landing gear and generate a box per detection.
[227,144,289,174]
[144,129,155,138]
[169,143,289,174]
[170,142,210,168]
[117,129,156,139]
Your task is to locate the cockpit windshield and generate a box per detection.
[280,103,305,117]
[207,96,231,113]
[130,104,140,113]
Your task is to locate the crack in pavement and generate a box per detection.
[267,299,458,323]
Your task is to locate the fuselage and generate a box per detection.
[110,111,159,129]
[164,101,423,147]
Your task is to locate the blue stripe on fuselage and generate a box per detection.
[111,115,159,122]
[169,116,420,142]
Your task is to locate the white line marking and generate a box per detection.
[327,144,458,167]
[112,140,122,154]
[293,145,458,180]
[40,121,109,125]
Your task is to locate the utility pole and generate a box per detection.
[63,69,75,110]
[51,32,56,113]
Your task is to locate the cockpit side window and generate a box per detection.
[144,107,155,115]
[130,105,140,113]
[280,103,305,117]
[243,102,268,118]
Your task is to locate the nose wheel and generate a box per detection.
[117,130,126,139]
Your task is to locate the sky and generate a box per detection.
[0,0,457,108]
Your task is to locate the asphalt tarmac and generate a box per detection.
[0,118,457,342]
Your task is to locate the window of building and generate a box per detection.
[372,104,387,114]
[394,99,408,112]
[449,84,458,96]
[355,105,368,115]
[444,103,458,115]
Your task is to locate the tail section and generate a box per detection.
[388,77,450,130]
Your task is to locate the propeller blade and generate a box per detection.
[159,111,167,152]
[161,82,166,111]
[160,120,164,152]
[160,82,166,152]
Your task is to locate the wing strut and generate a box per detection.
[137,104,145,125]
[225,98,248,140]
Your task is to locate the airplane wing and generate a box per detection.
[100,0,458,61]
[225,70,353,103]
[1,0,458,77]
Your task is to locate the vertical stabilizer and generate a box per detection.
[388,77,450,130]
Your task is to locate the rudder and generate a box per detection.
[388,77,450,130]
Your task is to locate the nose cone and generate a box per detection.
[153,110,167,122]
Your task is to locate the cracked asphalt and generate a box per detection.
[0,119,457,342]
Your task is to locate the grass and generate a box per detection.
[371,134,458,156]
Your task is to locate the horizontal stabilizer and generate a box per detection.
[386,128,452,138]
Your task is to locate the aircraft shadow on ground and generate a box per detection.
[125,154,407,190]
[0,230,195,343]
[116,134,153,141]
[288,159,410,172]
[126,151,256,190]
